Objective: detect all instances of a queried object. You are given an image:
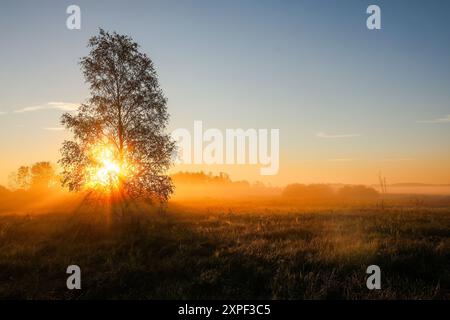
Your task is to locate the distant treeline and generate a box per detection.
[170,171,380,203]
[172,171,249,187]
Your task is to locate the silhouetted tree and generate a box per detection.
[59,29,174,203]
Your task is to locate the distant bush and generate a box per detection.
[0,185,10,197]
[282,184,334,201]
[282,184,379,204]
[337,185,379,200]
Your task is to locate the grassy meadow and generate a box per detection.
[0,199,449,299]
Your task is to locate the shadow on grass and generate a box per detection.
[0,205,449,299]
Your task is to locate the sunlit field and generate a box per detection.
[0,196,449,299]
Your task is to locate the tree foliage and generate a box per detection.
[59,29,174,203]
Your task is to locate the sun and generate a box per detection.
[92,147,121,188]
[84,141,134,192]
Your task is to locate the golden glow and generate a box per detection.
[84,141,135,192]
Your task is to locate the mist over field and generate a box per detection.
[2,170,450,214]
[0,171,449,299]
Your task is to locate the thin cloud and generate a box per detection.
[383,158,414,162]
[42,127,65,131]
[14,102,79,113]
[327,158,355,162]
[317,132,361,138]
[417,114,450,124]
[0,111,6,115]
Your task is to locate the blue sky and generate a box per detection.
[0,0,449,185]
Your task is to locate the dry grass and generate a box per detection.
[0,203,449,299]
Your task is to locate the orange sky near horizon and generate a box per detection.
[1,130,449,188]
